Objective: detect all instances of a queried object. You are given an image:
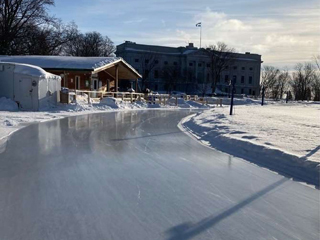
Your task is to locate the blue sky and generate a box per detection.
[49,0,320,69]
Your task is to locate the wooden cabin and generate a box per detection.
[0,56,142,92]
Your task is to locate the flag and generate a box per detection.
[196,22,201,27]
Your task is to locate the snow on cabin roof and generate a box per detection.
[1,62,60,79]
[0,56,122,71]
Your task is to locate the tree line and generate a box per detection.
[0,0,115,56]
[261,56,320,101]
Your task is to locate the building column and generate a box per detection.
[135,79,138,92]
[107,79,110,92]
[115,65,119,92]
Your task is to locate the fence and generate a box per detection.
[69,90,221,106]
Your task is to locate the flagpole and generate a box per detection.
[196,22,202,48]
[200,25,202,48]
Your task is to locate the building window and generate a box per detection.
[173,62,178,66]
[241,76,245,83]
[198,63,202,67]
[249,76,253,84]
[225,75,229,83]
[233,75,237,83]
[242,67,245,70]
[225,66,229,70]
[173,70,177,78]
[135,68,140,73]
[249,67,253,71]
[155,84,158,91]
[207,63,210,68]
[155,60,159,64]
[145,70,149,76]
[249,89,252,95]
[135,59,139,63]
[145,59,149,64]
[241,88,244,94]
[154,70,159,79]
[252,90,255,96]
[233,66,237,70]
[164,61,168,65]
[189,62,193,67]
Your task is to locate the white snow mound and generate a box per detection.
[0,97,18,111]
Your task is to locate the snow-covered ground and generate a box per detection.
[0,96,207,142]
[180,101,320,185]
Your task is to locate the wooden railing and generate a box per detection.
[68,90,221,106]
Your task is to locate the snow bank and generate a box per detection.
[166,98,209,108]
[0,97,18,111]
[205,97,261,105]
[100,97,124,109]
[179,103,320,187]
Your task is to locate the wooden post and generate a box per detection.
[115,65,119,98]
[87,92,90,104]
[175,96,178,106]
[130,93,133,103]
[135,79,138,93]
[107,79,110,92]
[164,96,166,106]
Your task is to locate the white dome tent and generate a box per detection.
[0,62,61,111]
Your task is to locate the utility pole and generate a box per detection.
[230,78,235,115]
[261,86,265,106]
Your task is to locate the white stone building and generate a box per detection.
[116,41,262,96]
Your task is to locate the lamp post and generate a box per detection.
[230,77,235,115]
[261,86,265,106]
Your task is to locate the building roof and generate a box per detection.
[117,42,262,62]
[0,56,142,78]
[1,62,60,79]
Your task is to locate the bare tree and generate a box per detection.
[313,55,320,71]
[291,63,314,100]
[261,66,280,97]
[0,0,55,54]
[139,53,158,90]
[205,42,236,93]
[21,20,76,55]
[271,68,290,100]
[312,55,320,101]
[63,30,115,57]
[161,65,182,93]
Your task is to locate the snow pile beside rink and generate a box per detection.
[179,102,320,187]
